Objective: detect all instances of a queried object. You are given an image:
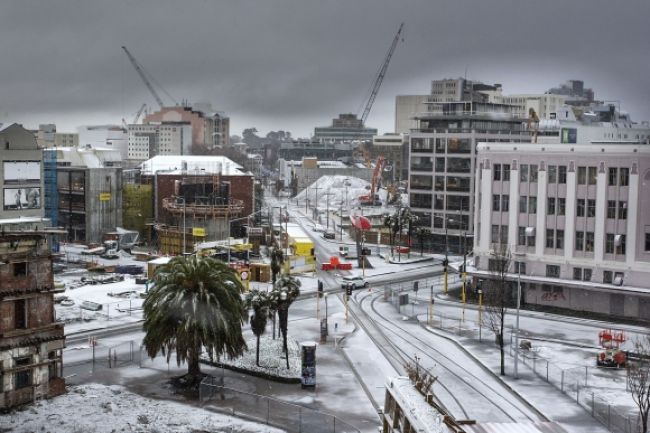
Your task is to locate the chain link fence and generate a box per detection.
[199,377,360,433]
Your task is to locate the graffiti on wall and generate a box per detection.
[541,285,566,301]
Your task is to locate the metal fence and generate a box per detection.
[200,377,360,433]
[396,300,643,433]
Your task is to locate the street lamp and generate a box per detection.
[278,290,290,369]
[323,292,329,337]
[513,256,523,379]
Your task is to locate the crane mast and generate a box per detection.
[360,23,404,125]
[121,46,165,108]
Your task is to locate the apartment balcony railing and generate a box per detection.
[162,197,244,217]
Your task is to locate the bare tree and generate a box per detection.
[628,334,650,433]
[483,244,512,376]
[404,357,437,396]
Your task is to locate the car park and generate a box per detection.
[340,275,368,290]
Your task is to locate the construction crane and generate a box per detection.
[359,23,404,126]
[121,45,171,109]
[132,103,147,124]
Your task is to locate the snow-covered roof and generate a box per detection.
[385,376,449,433]
[55,147,122,168]
[139,155,245,176]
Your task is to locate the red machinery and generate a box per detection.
[597,329,627,368]
[358,156,386,206]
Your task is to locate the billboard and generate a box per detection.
[3,161,41,183]
[3,188,41,210]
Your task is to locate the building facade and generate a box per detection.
[472,143,650,319]
[127,122,192,161]
[0,124,44,221]
[313,113,377,143]
[408,100,530,253]
[143,104,230,152]
[0,230,65,409]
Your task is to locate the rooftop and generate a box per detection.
[140,155,245,176]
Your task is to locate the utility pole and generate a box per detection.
[325,190,331,232]
[444,221,449,295]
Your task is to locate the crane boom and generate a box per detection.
[121,46,165,108]
[133,103,147,124]
[360,23,404,125]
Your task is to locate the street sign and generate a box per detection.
[99,193,111,201]
[192,227,206,236]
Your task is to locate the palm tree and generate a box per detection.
[245,289,270,367]
[270,274,301,368]
[142,255,247,387]
[269,246,285,338]
[400,208,418,258]
[383,213,399,256]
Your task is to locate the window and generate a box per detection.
[527,232,536,247]
[520,164,529,182]
[514,261,526,274]
[576,231,584,251]
[608,167,617,186]
[14,356,31,389]
[519,196,528,213]
[530,164,538,182]
[588,167,597,185]
[15,299,26,329]
[558,198,566,216]
[518,226,526,246]
[491,225,500,243]
[501,195,509,212]
[494,164,502,181]
[435,157,445,172]
[607,200,617,219]
[13,262,27,277]
[547,197,556,215]
[587,199,596,217]
[556,230,564,249]
[585,232,594,252]
[603,270,613,284]
[618,201,627,219]
[584,269,592,281]
[620,168,629,186]
[546,229,555,248]
[573,267,582,280]
[492,195,500,211]
[606,234,615,254]
[646,232,650,251]
[500,225,508,244]
[558,166,567,184]
[503,164,510,181]
[548,165,557,184]
[577,199,585,217]
[578,167,587,184]
[546,265,560,278]
[614,272,624,285]
[528,197,537,214]
[616,234,626,255]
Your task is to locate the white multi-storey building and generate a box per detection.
[471,107,650,320]
[127,123,192,161]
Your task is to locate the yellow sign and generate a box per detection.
[192,227,206,237]
[99,193,111,201]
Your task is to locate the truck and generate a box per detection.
[102,228,140,254]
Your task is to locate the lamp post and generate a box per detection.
[324,292,329,336]
[278,290,290,369]
[514,264,521,379]
[478,287,483,341]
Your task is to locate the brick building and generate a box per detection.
[0,229,65,409]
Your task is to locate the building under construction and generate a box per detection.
[0,228,65,409]
[137,155,255,255]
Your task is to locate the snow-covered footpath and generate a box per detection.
[4,384,285,433]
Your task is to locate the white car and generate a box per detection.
[341,275,369,290]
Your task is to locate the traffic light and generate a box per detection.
[442,258,448,273]
[318,280,323,298]
[346,285,353,297]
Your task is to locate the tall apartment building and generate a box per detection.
[408,96,530,253]
[472,109,650,320]
[142,103,230,152]
[0,229,65,409]
[33,124,79,148]
[127,122,192,161]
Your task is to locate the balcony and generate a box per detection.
[163,197,244,217]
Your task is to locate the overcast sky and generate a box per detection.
[1,0,649,138]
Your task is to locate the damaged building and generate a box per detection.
[0,230,65,409]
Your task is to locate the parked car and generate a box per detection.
[323,232,336,240]
[340,275,368,290]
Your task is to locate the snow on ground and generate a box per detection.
[4,384,285,433]
[294,175,371,209]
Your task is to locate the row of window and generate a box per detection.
[492,194,625,220]
[492,164,630,186]
[489,261,625,286]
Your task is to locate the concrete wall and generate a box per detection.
[84,167,123,244]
